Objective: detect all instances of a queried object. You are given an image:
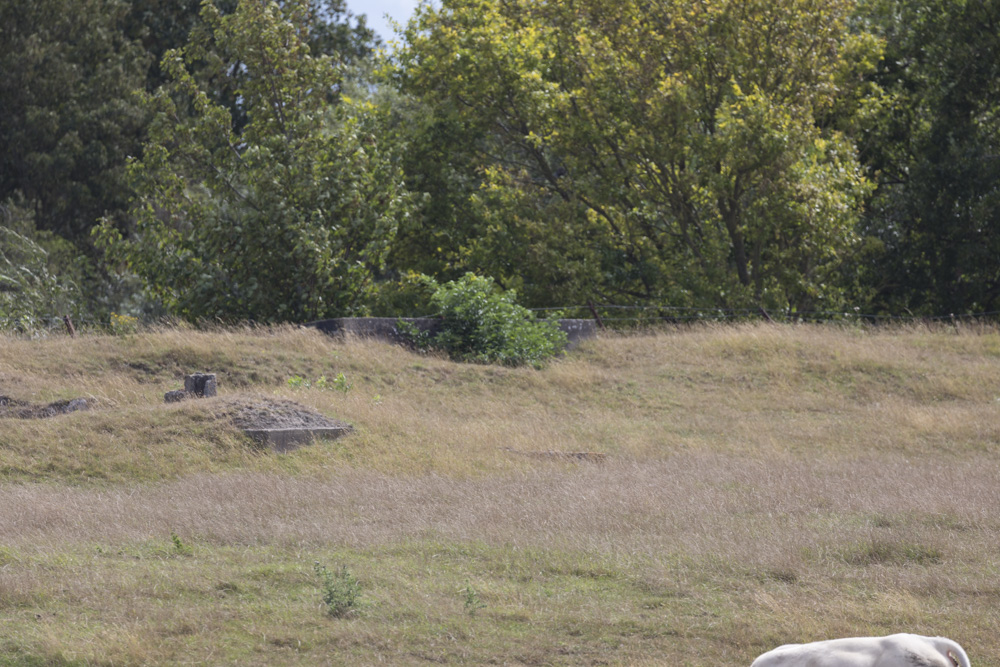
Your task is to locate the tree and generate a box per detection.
[857,0,1000,315]
[95,0,412,322]
[123,0,379,128]
[0,0,149,243]
[397,0,880,312]
[306,0,380,63]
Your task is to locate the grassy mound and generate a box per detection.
[1,323,998,665]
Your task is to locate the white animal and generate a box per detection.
[751,633,971,667]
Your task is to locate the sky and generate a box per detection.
[350,0,423,43]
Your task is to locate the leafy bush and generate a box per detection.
[313,562,361,617]
[286,373,352,393]
[462,580,487,616]
[109,312,140,336]
[170,531,192,556]
[408,273,567,367]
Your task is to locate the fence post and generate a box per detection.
[587,300,605,329]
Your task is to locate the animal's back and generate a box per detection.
[751,634,968,667]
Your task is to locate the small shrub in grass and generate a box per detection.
[329,373,352,393]
[314,561,361,617]
[403,273,567,367]
[287,373,351,393]
[170,531,192,556]
[109,312,140,336]
[462,581,486,616]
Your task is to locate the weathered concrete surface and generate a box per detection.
[165,373,218,403]
[242,426,353,453]
[164,390,187,403]
[0,397,89,419]
[305,317,435,344]
[556,319,599,349]
[184,373,217,397]
[305,317,598,349]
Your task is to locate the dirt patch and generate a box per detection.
[0,396,90,419]
[213,395,351,431]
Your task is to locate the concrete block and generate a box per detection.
[164,390,187,403]
[558,319,598,349]
[184,373,217,397]
[242,426,352,453]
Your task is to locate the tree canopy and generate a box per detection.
[95,0,411,322]
[2,0,999,328]
[396,0,881,313]
[858,0,1000,315]
[0,0,149,242]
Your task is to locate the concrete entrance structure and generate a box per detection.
[243,426,353,453]
[305,317,598,349]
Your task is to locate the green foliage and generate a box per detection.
[461,581,486,616]
[327,373,352,393]
[109,312,140,336]
[305,0,381,64]
[410,273,567,367]
[856,0,1000,315]
[287,372,352,392]
[368,270,438,318]
[380,99,495,288]
[95,0,413,323]
[125,0,377,94]
[313,561,361,617]
[286,375,309,389]
[0,0,149,243]
[0,199,82,333]
[4,0,1000,324]
[395,318,433,349]
[397,0,879,312]
[170,531,192,556]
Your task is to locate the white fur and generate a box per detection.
[751,633,971,667]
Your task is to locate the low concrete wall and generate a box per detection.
[305,317,598,350]
[556,319,599,349]
[243,426,352,453]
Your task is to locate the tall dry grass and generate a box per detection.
[2,455,999,571]
[2,322,1000,664]
[7,321,1000,479]
[1,455,998,664]
[7,325,1000,481]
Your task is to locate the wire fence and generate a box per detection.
[0,313,145,337]
[525,304,1000,325]
[5,304,1000,338]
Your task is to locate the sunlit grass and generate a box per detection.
[2,322,1000,664]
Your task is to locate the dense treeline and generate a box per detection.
[1,0,998,329]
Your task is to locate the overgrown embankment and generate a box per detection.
[1,324,998,665]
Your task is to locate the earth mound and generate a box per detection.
[0,396,89,419]
[213,395,351,431]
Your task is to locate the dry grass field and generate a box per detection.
[1,323,998,665]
